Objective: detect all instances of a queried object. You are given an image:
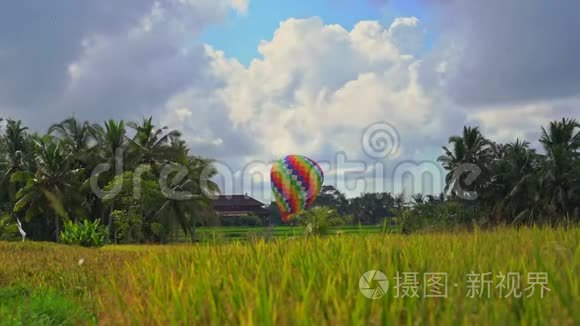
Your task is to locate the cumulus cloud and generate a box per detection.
[161,16,460,198]
[164,17,455,160]
[467,96,580,149]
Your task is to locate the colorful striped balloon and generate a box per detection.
[270,155,324,223]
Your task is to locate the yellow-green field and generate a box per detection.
[0,227,578,325]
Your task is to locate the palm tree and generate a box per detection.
[155,155,220,241]
[312,185,349,215]
[491,139,541,223]
[438,126,492,199]
[98,119,129,164]
[0,120,34,204]
[49,117,100,167]
[12,135,82,241]
[393,192,407,210]
[1,120,31,177]
[412,193,425,205]
[539,118,580,216]
[128,117,182,166]
[90,119,130,231]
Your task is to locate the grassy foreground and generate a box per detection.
[0,227,578,325]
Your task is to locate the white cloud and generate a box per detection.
[468,96,580,147]
[160,16,460,198]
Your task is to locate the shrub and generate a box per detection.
[59,219,108,247]
[400,201,476,234]
[0,214,19,241]
[400,209,424,234]
[111,209,143,243]
[298,207,339,236]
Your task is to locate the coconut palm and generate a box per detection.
[49,117,100,168]
[128,117,182,166]
[87,119,131,231]
[0,120,31,178]
[539,118,580,216]
[490,140,541,223]
[0,120,35,205]
[438,126,493,199]
[154,155,220,241]
[412,193,425,205]
[11,135,83,241]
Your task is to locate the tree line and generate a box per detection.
[293,118,579,230]
[0,117,219,243]
[1,116,578,242]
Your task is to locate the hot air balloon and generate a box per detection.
[270,155,324,223]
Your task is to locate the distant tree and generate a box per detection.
[539,118,580,217]
[438,126,493,200]
[312,185,349,214]
[128,117,182,167]
[11,135,83,241]
[49,117,100,167]
[411,193,425,205]
[348,192,395,225]
[266,201,282,225]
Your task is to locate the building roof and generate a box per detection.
[212,194,266,208]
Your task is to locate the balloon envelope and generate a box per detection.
[270,155,324,222]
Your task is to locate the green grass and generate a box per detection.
[191,225,383,242]
[0,227,578,325]
[0,287,94,326]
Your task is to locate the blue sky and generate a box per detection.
[201,0,432,65]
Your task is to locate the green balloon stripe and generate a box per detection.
[271,180,290,211]
[279,163,305,211]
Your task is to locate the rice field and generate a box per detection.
[0,227,578,325]
[192,225,384,242]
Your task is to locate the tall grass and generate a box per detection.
[100,227,578,325]
[0,227,578,325]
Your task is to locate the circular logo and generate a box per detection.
[359,270,389,299]
[361,121,400,159]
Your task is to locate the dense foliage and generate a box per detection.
[1,116,578,240]
[0,117,219,243]
[308,118,580,230]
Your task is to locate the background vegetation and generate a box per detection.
[300,118,580,232]
[0,116,578,243]
[0,117,219,244]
